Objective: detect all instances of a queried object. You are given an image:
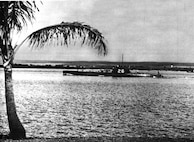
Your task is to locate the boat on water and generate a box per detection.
[152,71,164,78]
[63,70,147,77]
[63,67,163,78]
[63,55,164,78]
[63,67,164,78]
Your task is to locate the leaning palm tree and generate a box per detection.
[0,1,107,140]
[0,1,39,139]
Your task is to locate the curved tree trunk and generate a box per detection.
[4,61,26,139]
[2,2,26,138]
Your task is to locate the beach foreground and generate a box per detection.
[1,136,194,142]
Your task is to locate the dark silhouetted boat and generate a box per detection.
[63,68,155,78]
[63,54,164,78]
[152,71,164,78]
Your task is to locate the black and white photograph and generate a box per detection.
[0,0,194,141]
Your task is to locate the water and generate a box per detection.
[0,69,194,138]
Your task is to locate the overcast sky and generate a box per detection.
[14,0,194,63]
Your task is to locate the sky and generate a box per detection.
[14,0,194,63]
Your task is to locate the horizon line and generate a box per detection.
[13,60,194,64]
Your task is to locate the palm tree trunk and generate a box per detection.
[4,62,26,139]
[2,2,26,138]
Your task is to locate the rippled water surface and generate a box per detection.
[0,69,194,138]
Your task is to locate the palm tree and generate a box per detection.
[0,1,107,140]
[0,1,39,139]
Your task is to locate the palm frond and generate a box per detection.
[0,1,39,33]
[26,22,108,55]
[8,1,39,31]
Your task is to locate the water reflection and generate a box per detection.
[0,69,194,138]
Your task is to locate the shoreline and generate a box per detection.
[1,136,194,142]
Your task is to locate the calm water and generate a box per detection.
[0,69,194,138]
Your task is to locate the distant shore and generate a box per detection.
[2,61,194,73]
